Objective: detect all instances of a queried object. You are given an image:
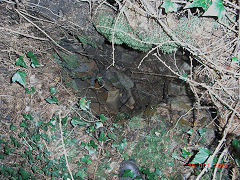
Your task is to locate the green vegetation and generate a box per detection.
[130,115,183,179]
[95,10,202,53]
[94,12,153,52]
[232,138,240,166]
[94,0,227,54]
[3,51,230,178]
[77,35,98,48]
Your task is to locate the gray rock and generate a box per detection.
[104,68,134,90]
[168,82,187,96]
[115,71,134,90]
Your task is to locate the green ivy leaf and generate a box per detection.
[89,140,98,149]
[191,147,210,164]
[12,71,26,86]
[187,128,193,135]
[16,56,28,68]
[134,177,143,180]
[203,0,226,19]
[117,138,127,150]
[232,57,239,62]
[198,128,206,136]
[49,87,57,94]
[19,131,27,138]
[99,114,108,122]
[232,138,240,165]
[98,131,107,142]
[0,139,6,144]
[4,146,11,155]
[75,169,87,178]
[232,139,240,152]
[95,122,103,129]
[77,35,97,48]
[4,146,15,155]
[25,88,31,94]
[85,146,96,155]
[10,136,20,147]
[22,113,33,120]
[161,0,179,13]
[107,132,117,141]
[71,117,87,127]
[122,169,134,178]
[181,147,191,158]
[32,166,38,173]
[97,76,102,82]
[37,144,44,149]
[41,133,50,142]
[80,142,87,147]
[50,126,56,131]
[184,0,212,11]
[31,134,41,143]
[10,123,16,131]
[26,51,40,68]
[25,87,36,94]
[48,117,56,126]
[168,161,174,167]
[31,87,36,93]
[79,97,90,111]
[141,167,156,179]
[20,120,28,128]
[18,168,31,179]
[61,116,68,126]
[86,125,95,135]
[51,135,56,141]
[45,95,59,104]
[35,120,43,127]
[155,168,163,177]
[80,154,92,164]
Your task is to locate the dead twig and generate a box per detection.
[108,1,127,67]
[0,27,48,41]
[153,53,240,119]
[15,9,72,54]
[196,101,239,180]
[58,111,74,180]
[213,147,228,180]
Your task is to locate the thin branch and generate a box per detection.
[26,2,62,18]
[0,27,48,41]
[223,0,240,10]
[19,10,56,24]
[196,101,239,180]
[15,9,72,54]
[110,2,126,67]
[213,147,228,180]
[137,41,177,68]
[167,107,194,135]
[0,94,13,97]
[58,111,74,180]
[153,16,239,76]
[153,53,240,120]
